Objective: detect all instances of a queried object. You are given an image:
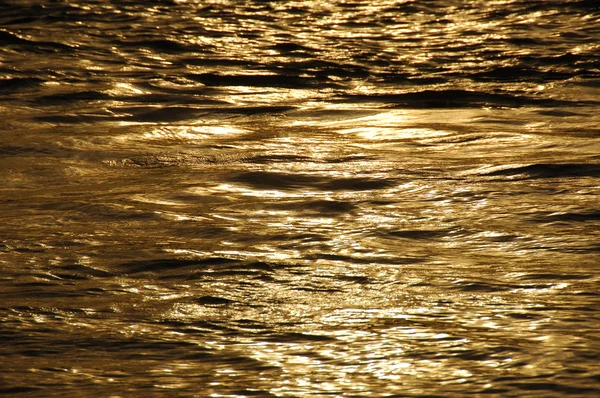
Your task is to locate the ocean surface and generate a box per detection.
[1,0,600,396]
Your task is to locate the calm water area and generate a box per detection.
[1,0,600,396]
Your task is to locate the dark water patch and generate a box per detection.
[270,42,321,55]
[574,78,600,88]
[212,105,297,115]
[473,65,573,83]
[375,73,448,85]
[182,57,259,67]
[531,210,600,223]
[271,199,356,214]
[247,154,313,164]
[535,109,584,117]
[574,291,600,297]
[37,90,111,103]
[0,77,44,93]
[136,81,222,96]
[186,72,338,89]
[0,29,35,46]
[120,106,208,123]
[481,163,600,180]
[118,38,211,54]
[114,94,226,106]
[119,258,278,279]
[336,90,586,108]
[387,229,453,240]
[231,390,277,397]
[280,59,369,78]
[264,332,337,343]
[33,113,115,124]
[35,91,226,107]
[0,386,42,394]
[505,313,547,321]
[452,280,513,293]
[229,171,395,191]
[292,286,344,293]
[193,295,235,305]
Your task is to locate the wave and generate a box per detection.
[35,105,296,124]
[0,29,73,53]
[335,90,590,108]
[186,72,340,89]
[0,77,44,93]
[480,163,600,179]
[229,170,395,191]
[118,257,274,275]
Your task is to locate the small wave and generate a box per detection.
[186,72,339,89]
[507,381,600,395]
[0,29,73,53]
[386,229,454,240]
[0,77,44,93]
[336,89,586,108]
[121,106,208,123]
[271,199,356,214]
[480,163,600,179]
[0,387,42,394]
[304,253,417,265]
[0,29,34,46]
[452,280,513,293]
[517,273,591,281]
[50,264,115,281]
[117,38,212,54]
[532,210,600,223]
[108,151,249,168]
[34,104,295,124]
[118,258,276,281]
[193,295,235,305]
[0,145,54,156]
[473,65,572,83]
[37,91,111,103]
[263,332,336,343]
[247,154,313,164]
[229,171,395,191]
[120,257,244,274]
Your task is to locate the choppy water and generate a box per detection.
[1,0,600,396]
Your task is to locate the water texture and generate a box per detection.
[1,0,599,396]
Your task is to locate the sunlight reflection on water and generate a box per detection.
[1,0,599,396]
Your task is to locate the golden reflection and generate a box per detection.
[142,125,248,140]
[340,127,451,141]
[108,82,147,96]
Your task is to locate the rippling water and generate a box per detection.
[1,0,600,396]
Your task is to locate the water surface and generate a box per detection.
[1,1,600,396]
